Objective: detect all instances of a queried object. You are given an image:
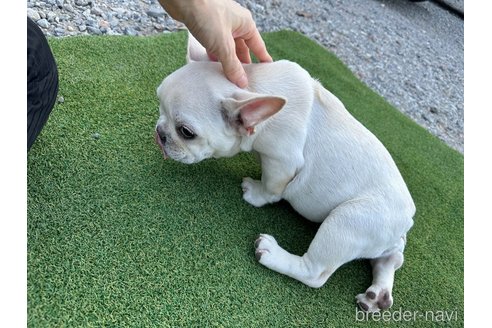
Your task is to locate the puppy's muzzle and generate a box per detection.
[155,128,168,159]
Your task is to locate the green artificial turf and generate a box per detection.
[28,31,463,327]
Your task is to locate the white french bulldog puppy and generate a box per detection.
[155,34,415,312]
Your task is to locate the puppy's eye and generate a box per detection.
[178,125,196,139]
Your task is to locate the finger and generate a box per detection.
[222,56,248,88]
[219,35,248,88]
[241,29,272,63]
[235,38,251,64]
[206,50,218,62]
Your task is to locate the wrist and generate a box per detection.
[159,0,209,24]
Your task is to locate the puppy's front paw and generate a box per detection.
[241,177,269,207]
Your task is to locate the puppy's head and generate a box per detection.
[155,33,285,164]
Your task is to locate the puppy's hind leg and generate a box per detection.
[356,236,406,312]
[255,198,382,288]
[254,233,335,288]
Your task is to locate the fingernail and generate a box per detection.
[237,74,248,88]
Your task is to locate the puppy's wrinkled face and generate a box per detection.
[155,62,242,164]
[155,32,286,164]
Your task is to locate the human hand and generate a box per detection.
[159,0,272,88]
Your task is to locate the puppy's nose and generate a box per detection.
[158,132,166,144]
[156,127,166,145]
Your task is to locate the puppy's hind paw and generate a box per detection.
[254,234,278,261]
[356,287,393,312]
[254,234,291,272]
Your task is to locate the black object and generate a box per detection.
[27,17,59,151]
[409,0,464,19]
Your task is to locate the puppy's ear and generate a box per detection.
[222,94,286,136]
[186,32,210,63]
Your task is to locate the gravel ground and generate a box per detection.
[27,0,464,153]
